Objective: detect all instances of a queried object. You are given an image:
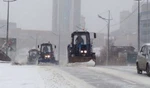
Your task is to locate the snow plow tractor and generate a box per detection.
[38,43,58,64]
[67,31,97,65]
[27,49,39,65]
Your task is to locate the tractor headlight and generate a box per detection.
[45,55,50,58]
[47,55,50,58]
[84,50,87,53]
[80,50,84,53]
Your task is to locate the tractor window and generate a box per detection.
[41,45,51,52]
[29,51,37,55]
[74,35,87,45]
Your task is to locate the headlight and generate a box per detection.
[80,50,84,53]
[45,55,47,58]
[84,50,87,53]
[45,55,50,58]
[47,55,50,58]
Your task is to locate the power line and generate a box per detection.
[110,0,146,27]
[99,24,107,33]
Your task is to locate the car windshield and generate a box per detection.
[29,51,37,55]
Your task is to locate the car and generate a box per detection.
[136,43,150,76]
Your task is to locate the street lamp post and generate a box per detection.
[3,0,16,55]
[51,32,59,61]
[135,0,141,51]
[35,34,38,49]
[98,10,111,65]
[29,34,38,49]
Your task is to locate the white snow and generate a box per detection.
[13,48,29,64]
[93,47,101,57]
[88,66,150,86]
[0,63,44,88]
[0,63,95,88]
[66,60,95,67]
[39,66,95,88]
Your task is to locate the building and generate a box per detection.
[52,0,59,34]
[71,0,81,31]
[80,15,86,29]
[52,0,81,33]
[120,11,131,31]
[111,3,138,50]
[119,10,137,34]
[52,0,81,64]
[140,3,150,46]
[0,20,17,37]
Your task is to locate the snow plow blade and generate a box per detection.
[0,50,11,61]
[67,57,96,67]
[68,56,96,63]
[38,59,59,65]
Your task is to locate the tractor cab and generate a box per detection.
[38,43,58,64]
[72,31,90,56]
[40,43,52,55]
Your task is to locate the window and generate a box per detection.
[140,46,145,53]
[30,51,37,55]
[74,35,87,44]
[41,45,51,52]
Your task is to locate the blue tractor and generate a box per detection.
[38,43,58,64]
[67,31,97,65]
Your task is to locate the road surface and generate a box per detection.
[0,63,94,88]
[61,65,150,88]
[1,62,150,88]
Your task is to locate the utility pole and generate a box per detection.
[107,10,110,66]
[58,27,60,63]
[3,0,16,55]
[147,0,149,43]
[98,10,112,65]
[6,1,10,56]
[135,0,141,51]
[35,34,38,49]
[51,32,59,61]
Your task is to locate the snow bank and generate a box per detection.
[38,66,95,88]
[0,63,95,88]
[12,48,29,65]
[67,60,95,67]
[0,64,45,88]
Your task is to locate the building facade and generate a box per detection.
[111,3,138,50]
[80,15,86,29]
[52,0,81,64]
[140,3,150,46]
[52,0,81,33]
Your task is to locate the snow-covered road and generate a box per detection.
[61,66,150,88]
[0,63,94,88]
[1,62,150,88]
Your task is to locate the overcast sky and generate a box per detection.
[0,0,136,32]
